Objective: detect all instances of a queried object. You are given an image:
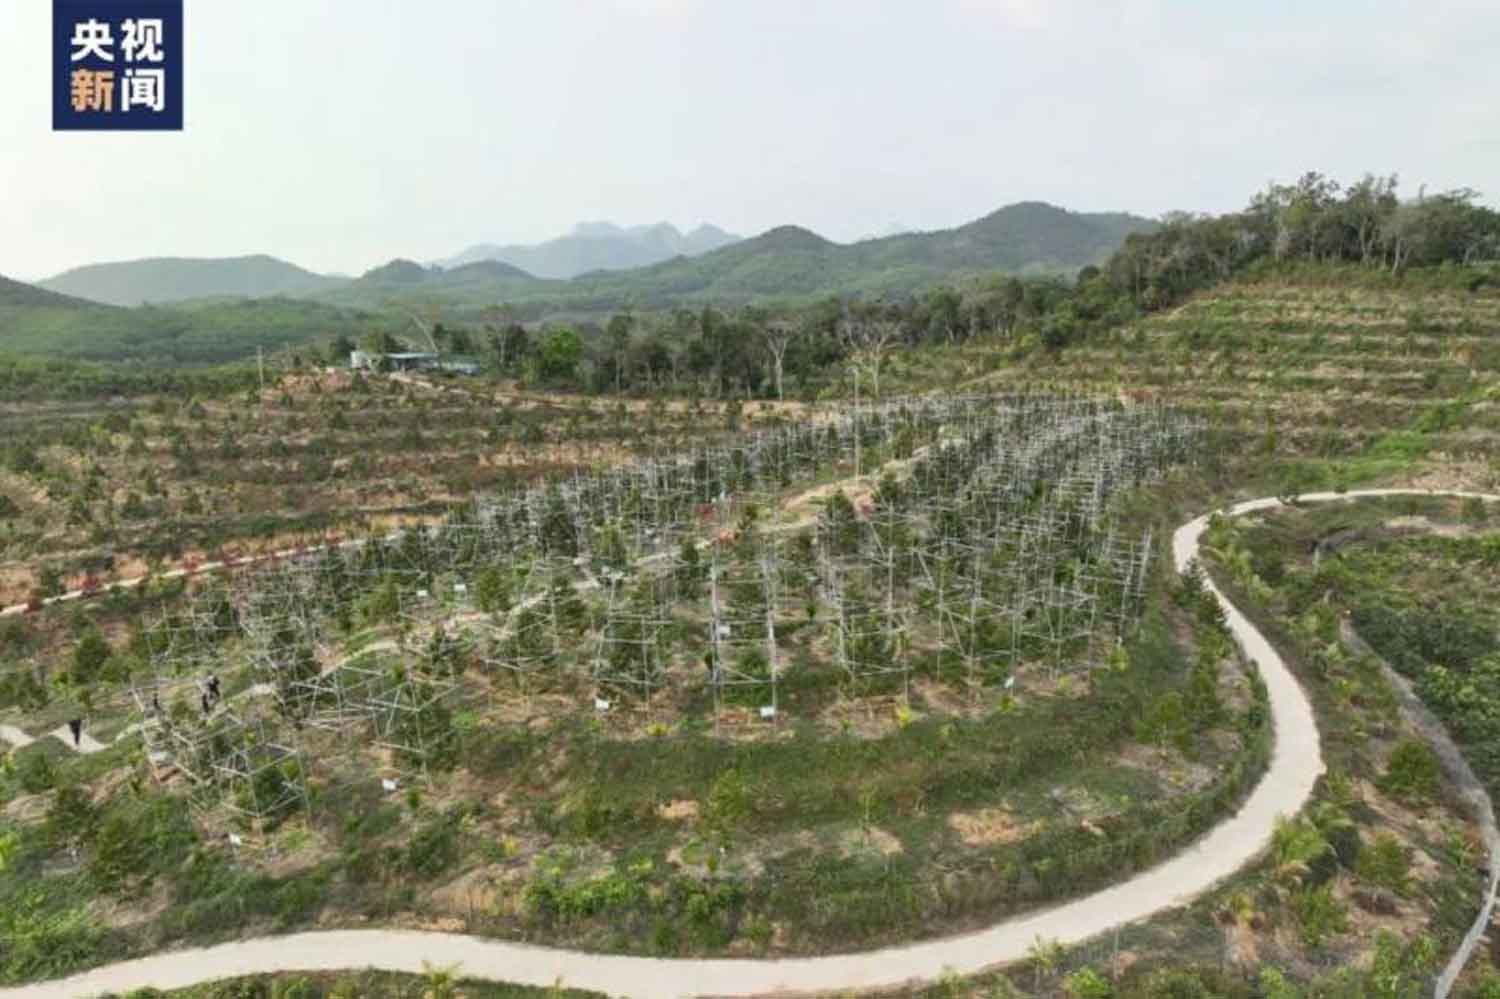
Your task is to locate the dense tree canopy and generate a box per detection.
[1111,173,1500,308]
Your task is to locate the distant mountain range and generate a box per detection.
[33,204,1152,313]
[39,254,343,307]
[434,222,742,278]
[6,202,1157,363]
[318,201,1157,312]
[32,223,741,307]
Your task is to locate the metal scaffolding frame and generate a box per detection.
[118,394,1204,816]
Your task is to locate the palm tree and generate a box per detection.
[1026,935,1065,993]
[1217,888,1264,930]
[421,961,463,999]
[1215,886,1268,966]
[1269,815,1330,897]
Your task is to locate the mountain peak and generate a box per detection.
[857,222,915,242]
[627,222,680,237]
[746,225,835,252]
[572,221,628,239]
[434,222,742,278]
[361,258,430,284]
[964,201,1071,228]
[445,258,535,281]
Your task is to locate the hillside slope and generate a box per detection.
[906,202,1152,272]
[938,269,1500,486]
[40,254,347,306]
[0,293,386,365]
[0,272,103,310]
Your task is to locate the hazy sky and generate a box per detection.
[3,0,1497,280]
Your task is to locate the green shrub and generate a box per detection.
[0,672,34,711]
[14,747,56,793]
[1124,968,1220,998]
[0,901,107,985]
[1256,968,1302,999]
[273,876,326,928]
[1363,929,1438,999]
[1134,692,1191,751]
[0,618,34,655]
[704,768,753,834]
[44,784,99,849]
[206,980,270,999]
[1065,966,1114,998]
[1466,969,1500,999]
[90,795,196,894]
[1379,739,1441,802]
[71,629,112,683]
[523,858,651,924]
[472,565,512,613]
[1357,833,1412,896]
[1293,884,1349,947]
[272,979,317,999]
[557,784,629,841]
[357,576,401,625]
[1322,817,1363,872]
[239,760,305,831]
[403,814,460,878]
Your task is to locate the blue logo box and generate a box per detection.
[53,0,183,131]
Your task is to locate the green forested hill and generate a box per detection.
[913,202,1152,272]
[313,258,545,309]
[316,202,1155,312]
[0,286,384,365]
[39,254,347,306]
[572,202,1154,302]
[0,273,102,310]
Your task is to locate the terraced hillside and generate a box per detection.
[945,273,1500,496]
[0,373,809,608]
[1,397,1273,989]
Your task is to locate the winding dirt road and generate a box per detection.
[3,489,1496,998]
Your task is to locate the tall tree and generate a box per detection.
[480,304,520,371]
[759,317,801,401]
[536,326,582,384]
[606,312,635,393]
[327,333,355,365]
[1340,174,1400,265]
[921,287,963,345]
[837,309,902,399]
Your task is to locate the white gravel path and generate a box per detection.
[1,489,1492,998]
[0,724,35,749]
[0,721,108,754]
